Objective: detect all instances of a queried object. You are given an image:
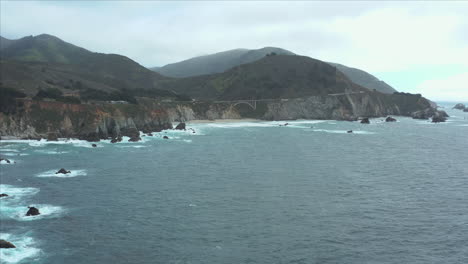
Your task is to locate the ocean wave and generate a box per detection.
[34,149,70,155]
[1,153,29,157]
[0,149,20,152]
[36,169,87,178]
[0,185,40,200]
[311,129,375,134]
[0,233,41,264]
[1,204,64,221]
[1,159,16,165]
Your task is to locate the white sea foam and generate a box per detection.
[311,129,375,135]
[1,153,29,157]
[0,233,41,264]
[36,169,87,178]
[34,149,70,155]
[0,204,64,221]
[0,185,39,199]
[0,159,16,165]
[116,145,146,148]
[0,149,20,152]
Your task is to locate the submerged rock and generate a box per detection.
[163,136,169,139]
[56,168,71,174]
[347,130,353,133]
[147,133,153,136]
[0,193,8,197]
[0,239,16,248]
[453,103,466,110]
[385,116,397,122]
[91,144,97,147]
[360,118,370,124]
[175,122,186,130]
[26,206,40,216]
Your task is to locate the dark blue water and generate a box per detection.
[1,103,468,264]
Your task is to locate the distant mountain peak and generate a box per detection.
[151,47,295,78]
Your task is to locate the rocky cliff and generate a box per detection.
[0,91,444,141]
[0,99,172,141]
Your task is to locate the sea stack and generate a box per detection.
[56,168,71,174]
[26,206,40,216]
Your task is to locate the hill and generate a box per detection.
[159,54,367,100]
[0,36,17,50]
[152,47,295,77]
[0,34,184,102]
[328,63,397,94]
[151,47,397,94]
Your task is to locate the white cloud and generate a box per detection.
[417,72,468,101]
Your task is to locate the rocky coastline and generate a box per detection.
[0,92,447,142]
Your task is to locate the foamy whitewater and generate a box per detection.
[1,102,467,264]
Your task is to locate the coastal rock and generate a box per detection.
[47,132,58,141]
[56,168,71,174]
[175,122,186,130]
[411,108,437,119]
[360,118,370,124]
[0,158,11,164]
[147,133,153,136]
[385,116,397,122]
[80,132,101,142]
[123,128,141,142]
[26,206,40,216]
[0,193,8,197]
[163,136,169,139]
[432,111,447,123]
[453,103,466,110]
[464,108,468,112]
[110,135,122,143]
[92,144,97,147]
[347,130,353,133]
[0,239,16,248]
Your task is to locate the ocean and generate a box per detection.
[1,102,467,264]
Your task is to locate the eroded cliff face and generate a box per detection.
[0,92,442,140]
[163,92,438,122]
[0,99,172,140]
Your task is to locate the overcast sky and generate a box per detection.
[1,1,467,101]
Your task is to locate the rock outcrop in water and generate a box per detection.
[385,116,396,122]
[56,168,71,174]
[360,118,370,124]
[0,239,16,248]
[0,193,8,197]
[0,158,11,164]
[453,103,466,110]
[411,108,448,120]
[26,206,40,216]
[432,111,447,123]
